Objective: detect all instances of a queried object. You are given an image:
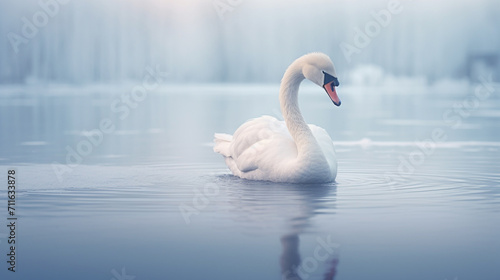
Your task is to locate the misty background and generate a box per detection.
[1,0,499,85]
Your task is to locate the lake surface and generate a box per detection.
[0,83,499,280]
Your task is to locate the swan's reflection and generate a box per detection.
[280,234,302,279]
[219,177,339,279]
[279,184,339,280]
[281,233,339,280]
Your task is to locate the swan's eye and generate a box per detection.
[322,71,340,87]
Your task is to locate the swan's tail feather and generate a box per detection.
[213,133,233,157]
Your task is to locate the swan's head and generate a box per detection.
[301,53,341,106]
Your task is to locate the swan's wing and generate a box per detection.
[233,144,266,172]
[230,116,292,173]
[309,124,337,171]
[308,124,332,148]
[231,115,288,156]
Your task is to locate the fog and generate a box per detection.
[1,0,499,84]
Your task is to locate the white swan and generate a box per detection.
[214,53,341,183]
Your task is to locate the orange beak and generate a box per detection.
[323,81,341,106]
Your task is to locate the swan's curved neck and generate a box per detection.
[279,62,319,158]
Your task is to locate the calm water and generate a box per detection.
[0,83,499,280]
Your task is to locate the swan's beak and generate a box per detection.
[323,82,341,106]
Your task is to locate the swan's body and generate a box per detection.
[214,53,341,183]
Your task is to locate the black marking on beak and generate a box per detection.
[322,71,339,87]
